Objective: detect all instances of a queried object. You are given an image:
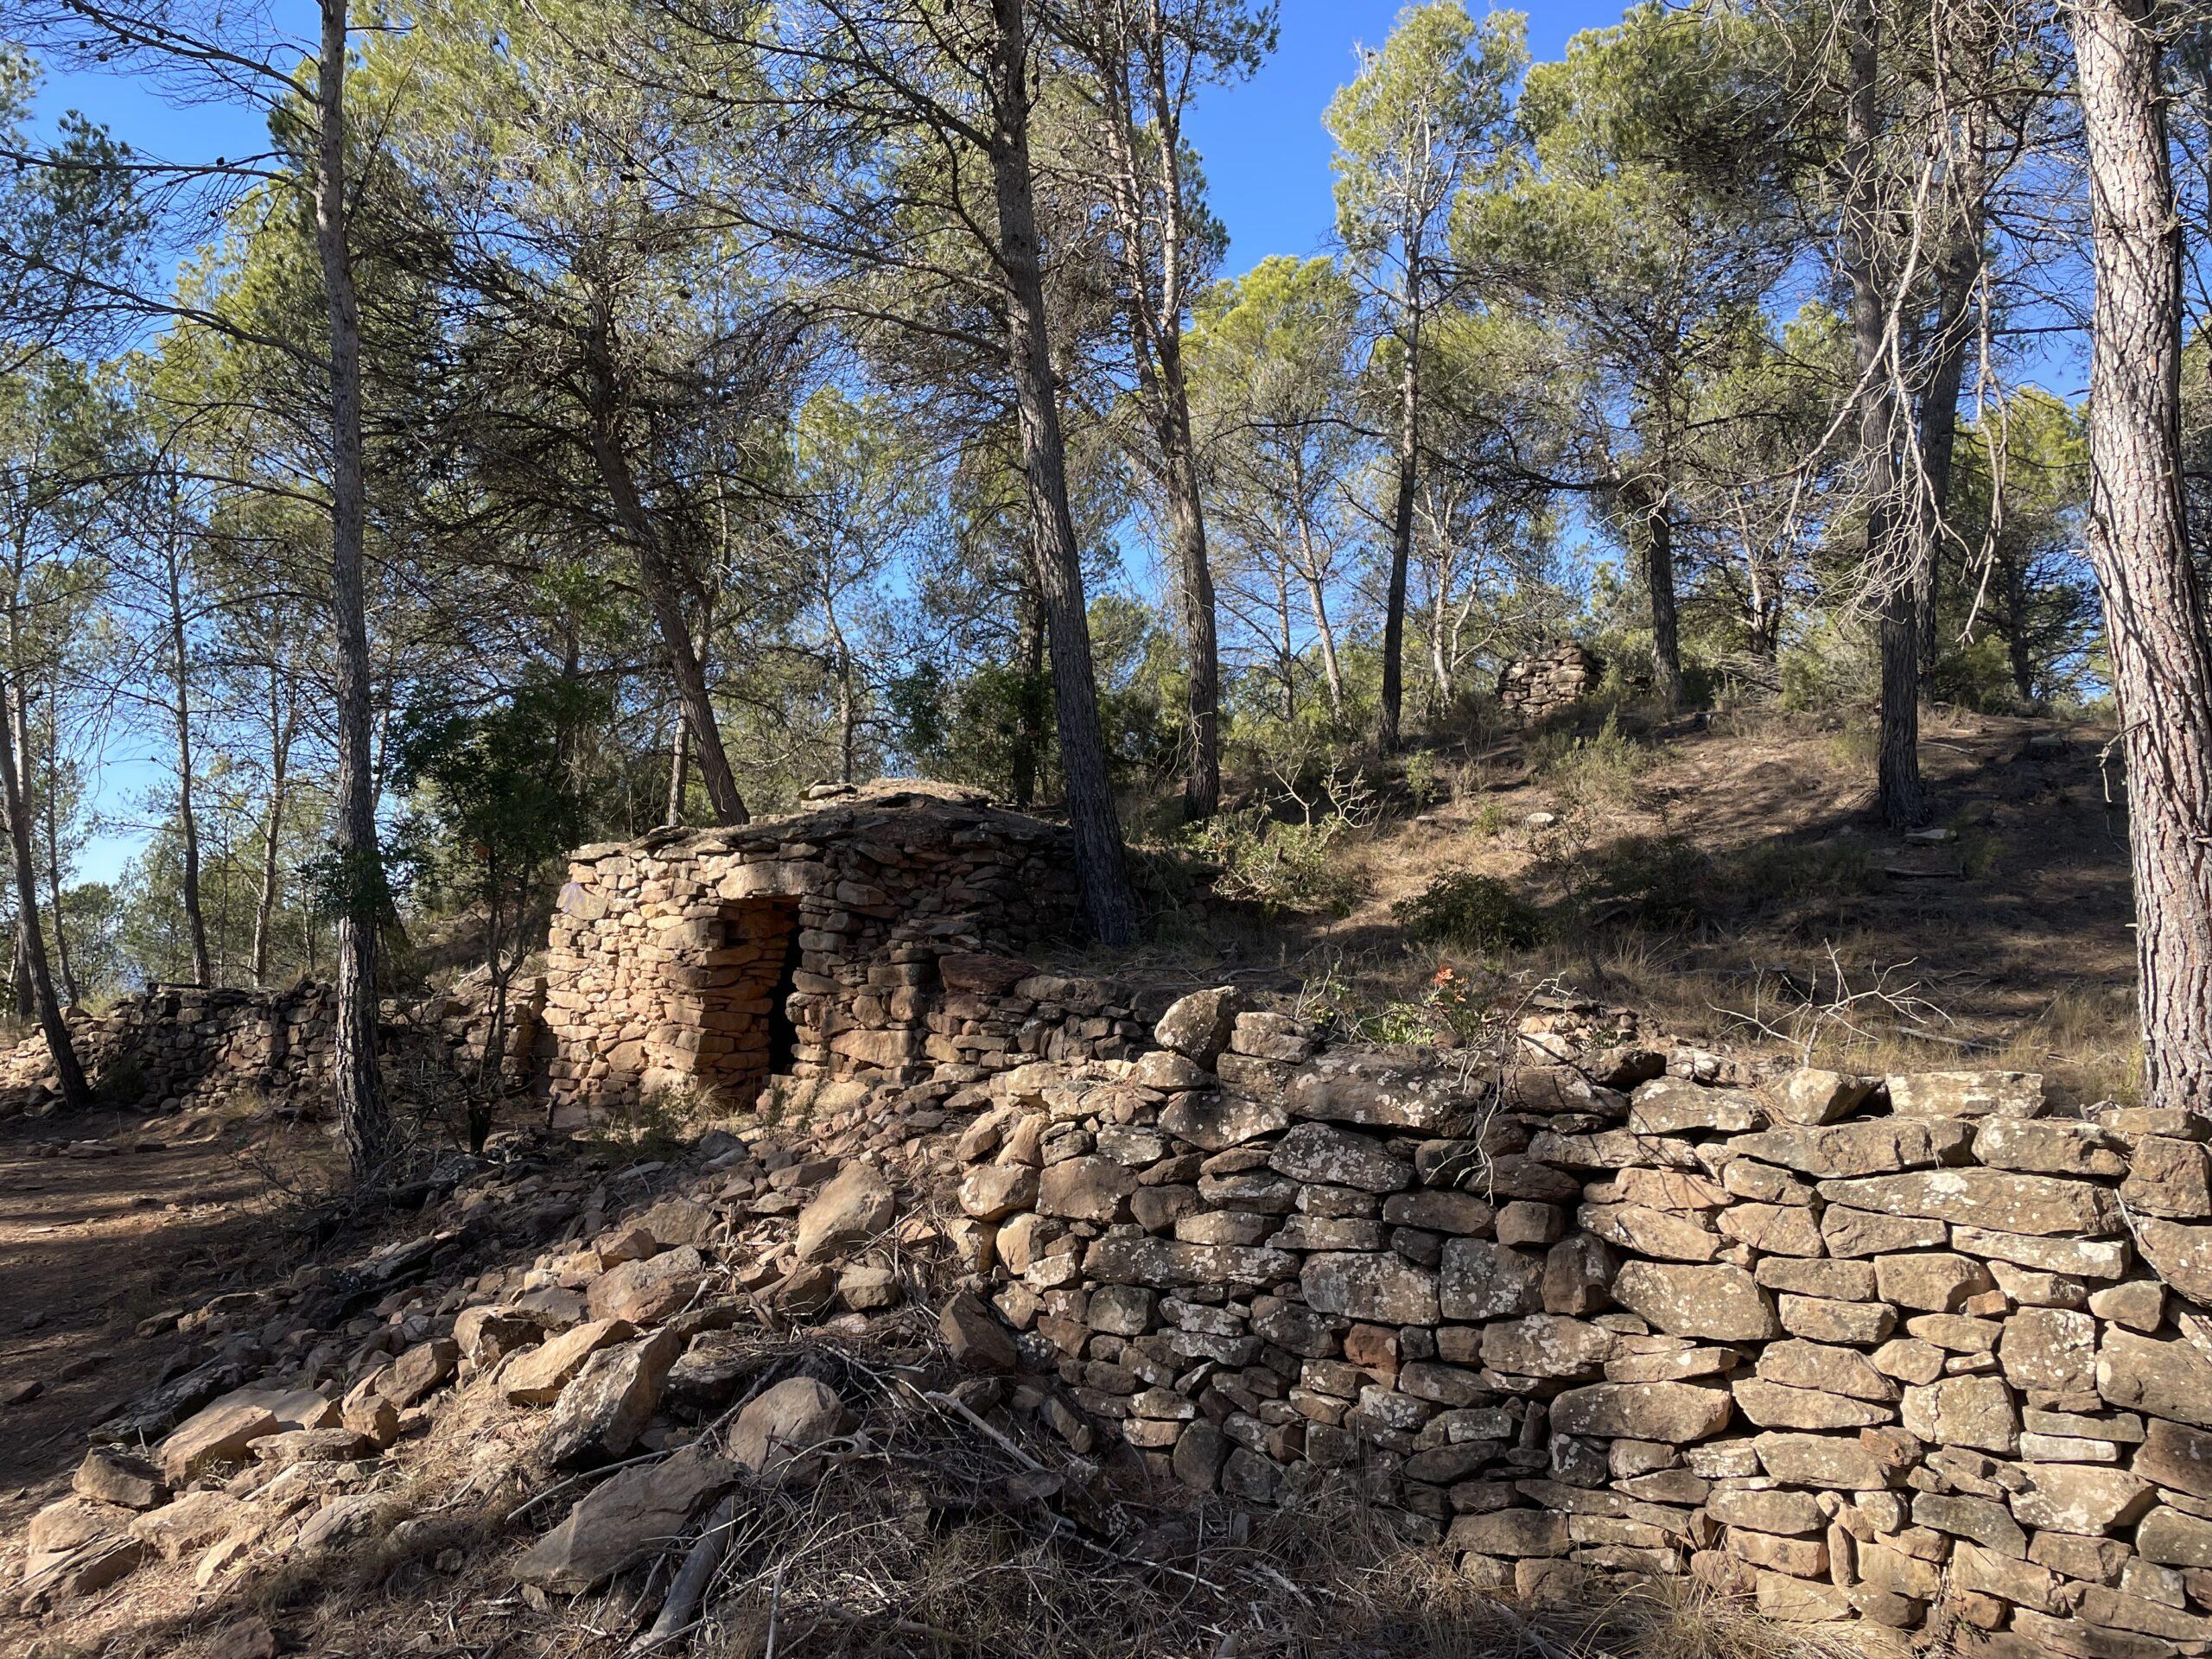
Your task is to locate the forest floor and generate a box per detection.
[0,1103,329,1523]
[1139,704,2139,1104]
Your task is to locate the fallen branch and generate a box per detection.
[629,1494,741,1655]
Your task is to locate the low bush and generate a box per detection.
[1528,713,1649,813]
[1572,834,1719,931]
[1184,808,1366,916]
[1392,870,1547,950]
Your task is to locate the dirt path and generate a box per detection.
[0,1106,322,1524]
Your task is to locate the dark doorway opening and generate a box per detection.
[766,915,805,1075]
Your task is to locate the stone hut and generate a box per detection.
[1498,641,1600,721]
[541,781,1083,1121]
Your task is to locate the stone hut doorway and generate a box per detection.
[702,895,803,1107]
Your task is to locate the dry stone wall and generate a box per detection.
[0,979,539,1121]
[542,783,1084,1123]
[945,991,2212,1656]
[1497,642,1599,721]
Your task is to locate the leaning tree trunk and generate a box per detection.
[988,0,1137,945]
[0,669,86,1109]
[314,0,388,1179]
[1378,289,1421,754]
[583,333,748,828]
[2070,0,2212,1115]
[1844,0,1923,829]
[41,693,77,1005]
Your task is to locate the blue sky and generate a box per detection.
[33,2,1633,885]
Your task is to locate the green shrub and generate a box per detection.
[1392,871,1547,950]
[1573,835,1718,931]
[1184,808,1366,916]
[1402,747,1447,809]
[1529,714,1648,813]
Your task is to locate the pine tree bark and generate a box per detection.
[1912,0,1994,689]
[2069,0,2212,1115]
[988,0,1137,945]
[314,0,388,1179]
[0,668,86,1109]
[1843,0,1923,829]
[665,702,690,825]
[251,665,293,988]
[1642,486,1684,709]
[1077,3,1220,821]
[42,688,76,1005]
[163,523,212,987]
[1378,296,1420,753]
[1010,588,1045,810]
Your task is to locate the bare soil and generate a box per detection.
[0,1106,326,1526]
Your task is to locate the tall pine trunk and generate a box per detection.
[315,0,388,1179]
[41,689,76,1005]
[1913,3,1993,690]
[2070,0,2212,1114]
[1010,588,1046,810]
[1642,489,1684,709]
[1084,14,1220,821]
[1156,395,1220,821]
[1378,293,1420,753]
[665,703,690,825]
[251,665,293,988]
[1844,0,1923,829]
[0,671,85,1109]
[988,0,1137,945]
[164,525,212,986]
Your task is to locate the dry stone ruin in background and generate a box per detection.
[13,785,2212,1659]
[1497,642,1601,722]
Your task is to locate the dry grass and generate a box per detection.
[1114,709,2140,1104]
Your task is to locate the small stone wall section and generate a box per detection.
[946,994,2212,1658]
[542,784,1082,1121]
[0,980,540,1120]
[1497,643,1599,722]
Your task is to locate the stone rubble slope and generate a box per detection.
[10,963,2212,1659]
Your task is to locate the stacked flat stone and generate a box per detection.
[542,783,1082,1122]
[0,978,537,1120]
[949,996,2212,1656]
[1497,643,1599,722]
